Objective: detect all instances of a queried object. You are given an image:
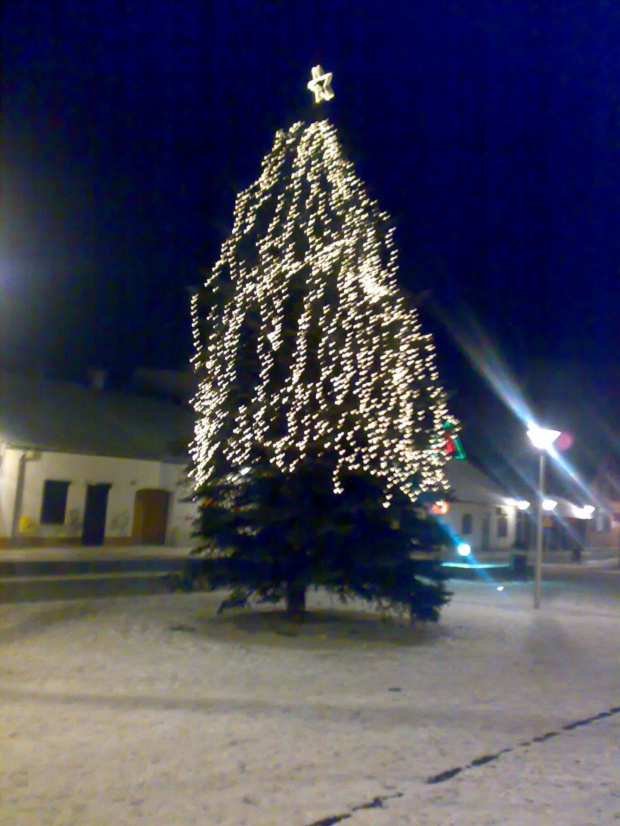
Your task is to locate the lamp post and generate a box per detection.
[526,426,561,609]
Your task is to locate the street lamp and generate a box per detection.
[526,426,561,609]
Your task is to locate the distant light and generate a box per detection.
[542,499,557,511]
[572,504,595,519]
[497,586,504,591]
[430,500,449,515]
[504,498,518,507]
[443,561,507,570]
[457,542,471,557]
[240,467,251,476]
[382,501,390,508]
[517,500,530,510]
[556,432,574,451]
[527,426,561,451]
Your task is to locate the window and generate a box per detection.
[40,480,71,525]
[497,513,508,538]
[461,513,473,535]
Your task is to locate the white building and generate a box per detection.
[436,458,595,556]
[0,373,197,548]
[438,459,518,554]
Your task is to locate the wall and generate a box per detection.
[586,507,620,551]
[0,449,21,541]
[158,462,197,547]
[0,447,197,547]
[442,460,517,553]
[442,501,517,554]
[0,446,525,552]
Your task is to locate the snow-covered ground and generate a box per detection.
[1,580,618,825]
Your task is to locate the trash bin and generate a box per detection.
[511,551,528,580]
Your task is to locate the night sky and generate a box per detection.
[2,1,619,475]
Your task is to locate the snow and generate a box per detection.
[0,580,618,825]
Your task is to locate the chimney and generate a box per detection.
[88,369,106,390]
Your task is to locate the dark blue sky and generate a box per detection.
[2,0,619,442]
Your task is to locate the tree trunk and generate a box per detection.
[285,582,306,620]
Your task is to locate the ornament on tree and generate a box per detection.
[432,421,466,460]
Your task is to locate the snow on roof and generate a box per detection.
[0,373,194,462]
[444,458,509,506]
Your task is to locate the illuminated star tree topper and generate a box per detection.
[307,64,335,103]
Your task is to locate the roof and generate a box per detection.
[446,456,596,514]
[0,373,195,462]
[444,459,509,506]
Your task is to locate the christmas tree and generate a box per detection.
[188,66,454,620]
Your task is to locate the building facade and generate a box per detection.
[584,458,620,552]
[0,373,197,548]
[436,459,518,554]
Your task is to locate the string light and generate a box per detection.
[191,118,455,501]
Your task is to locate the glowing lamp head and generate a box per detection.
[542,499,557,511]
[526,426,561,451]
[517,500,530,510]
[457,542,471,557]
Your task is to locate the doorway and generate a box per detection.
[81,484,111,546]
[481,515,491,552]
[132,489,170,545]
[515,510,532,549]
